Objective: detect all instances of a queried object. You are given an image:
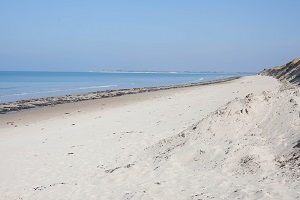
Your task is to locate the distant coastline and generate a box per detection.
[88,70,254,74]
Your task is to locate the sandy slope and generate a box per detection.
[1,75,298,200]
[259,58,300,85]
[139,86,300,199]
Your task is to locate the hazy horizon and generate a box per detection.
[0,69,255,73]
[1,1,300,72]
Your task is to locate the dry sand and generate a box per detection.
[0,75,299,200]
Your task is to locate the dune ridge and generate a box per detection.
[134,87,299,199]
[259,58,300,85]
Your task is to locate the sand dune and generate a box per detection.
[138,86,300,199]
[1,75,299,199]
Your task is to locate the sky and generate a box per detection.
[0,0,300,72]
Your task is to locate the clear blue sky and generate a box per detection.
[0,0,300,72]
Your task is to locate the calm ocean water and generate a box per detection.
[0,71,252,103]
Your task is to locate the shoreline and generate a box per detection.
[0,76,240,114]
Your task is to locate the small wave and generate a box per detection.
[64,85,117,91]
[190,78,204,83]
[0,87,15,90]
[0,85,118,98]
[217,76,228,79]
[216,76,229,79]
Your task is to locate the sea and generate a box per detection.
[0,71,253,103]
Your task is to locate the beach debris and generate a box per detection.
[105,167,120,173]
[33,183,67,191]
[105,163,135,173]
[33,186,46,191]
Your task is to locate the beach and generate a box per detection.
[0,75,299,199]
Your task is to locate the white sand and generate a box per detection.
[0,75,299,199]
